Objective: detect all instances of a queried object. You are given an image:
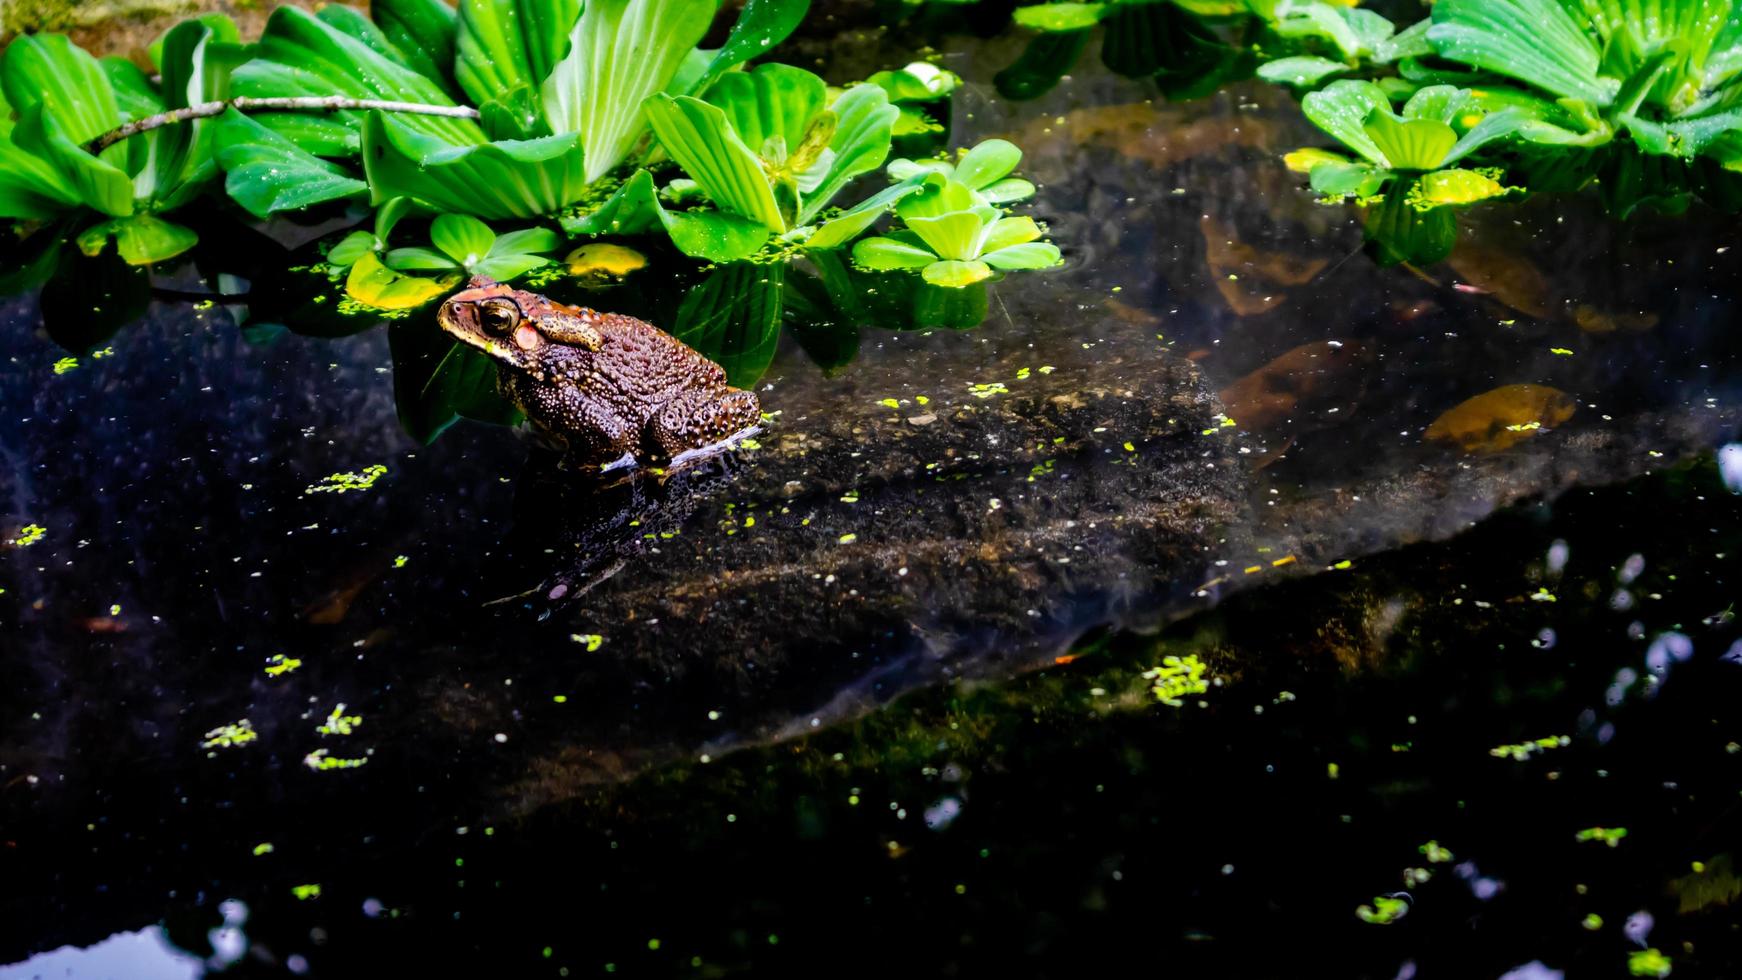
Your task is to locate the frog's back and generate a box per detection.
[590,313,728,409]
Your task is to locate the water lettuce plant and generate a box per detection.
[887,138,1038,204]
[851,175,1060,287]
[639,64,901,253]
[0,17,239,264]
[1287,81,1525,207]
[1255,0,1742,222]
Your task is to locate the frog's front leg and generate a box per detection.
[516,379,638,470]
[642,387,761,463]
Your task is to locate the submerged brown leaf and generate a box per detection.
[1218,340,1369,432]
[1424,384,1576,453]
[1200,216,1328,315]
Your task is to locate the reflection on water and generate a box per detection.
[3,14,1742,980]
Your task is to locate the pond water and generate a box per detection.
[3,11,1742,980]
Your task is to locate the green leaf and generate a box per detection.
[372,0,460,96]
[561,169,771,261]
[361,112,591,220]
[76,213,199,265]
[906,209,995,261]
[214,109,368,217]
[385,246,463,271]
[1302,80,1394,166]
[799,83,898,223]
[1427,0,1608,105]
[921,259,993,287]
[708,64,827,167]
[1363,109,1457,170]
[346,252,458,309]
[672,261,785,388]
[431,213,498,267]
[980,214,1043,253]
[1012,3,1107,32]
[645,94,786,229]
[149,16,243,205]
[690,0,812,98]
[1257,56,1351,88]
[1409,168,1510,207]
[473,253,552,280]
[952,138,1021,190]
[1374,17,1432,64]
[866,62,960,103]
[805,178,927,250]
[233,6,483,151]
[981,177,1037,204]
[11,104,133,216]
[1309,160,1388,198]
[897,176,986,220]
[455,0,580,108]
[852,235,937,270]
[2,34,119,144]
[982,241,1060,270]
[541,0,719,183]
[1440,108,1531,164]
[493,227,561,255]
[1271,2,1364,60]
[328,230,379,268]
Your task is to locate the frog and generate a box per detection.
[437,277,762,469]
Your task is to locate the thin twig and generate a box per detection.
[84,96,481,155]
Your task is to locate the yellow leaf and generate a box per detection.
[345,254,456,311]
[565,243,648,285]
[1425,384,1575,453]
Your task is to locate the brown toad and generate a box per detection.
[437,277,761,468]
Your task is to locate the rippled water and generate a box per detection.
[3,13,1742,980]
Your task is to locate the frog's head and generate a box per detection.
[437,276,606,373]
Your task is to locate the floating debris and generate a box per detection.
[1355,893,1409,924]
[201,720,258,750]
[1489,735,1570,761]
[264,654,302,677]
[291,884,322,900]
[304,749,368,771]
[1575,826,1628,847]
[9,524,45,547]
[52,357,78,375]
[316,704,362,737]
[1144,655,1209,707]
[570,633,604,652]
[305,464,388,495]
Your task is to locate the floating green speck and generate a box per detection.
[1575,826,1628,847]
[10,524,46,547]
[317,703,362,737]
[393,555,409,568]
[838,532,858,544]
[571,633,604,652]
[1355,894,1408,924]
[304,464,387,495]
[1628,948,1672,978]
[52,357,79,375]
[303,749,368,771]
[1144,654,1208,707]
[878,398,901,410]
[264,654,302,677]
[253,843,275,856]
[201,720,257,750]
[291,884,321,900]
[1490,735,1569,760]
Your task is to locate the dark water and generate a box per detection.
[4,17,1742,980]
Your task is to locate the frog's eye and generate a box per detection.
[477,299,521,335]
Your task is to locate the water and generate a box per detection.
[3,14,1742,980]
